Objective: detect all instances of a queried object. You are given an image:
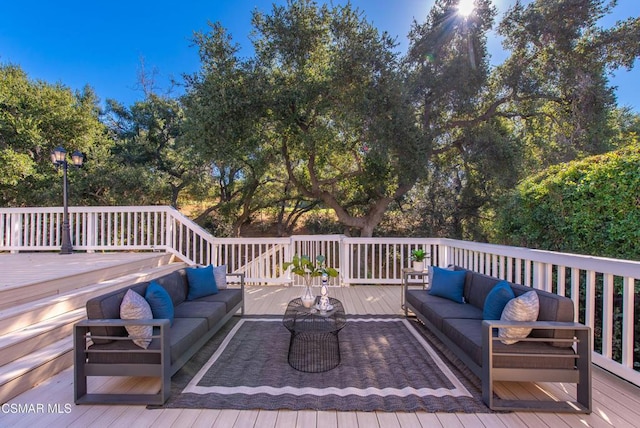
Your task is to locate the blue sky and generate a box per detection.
[1,0,638,111]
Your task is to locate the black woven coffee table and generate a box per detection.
[282,297,347,372]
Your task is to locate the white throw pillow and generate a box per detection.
[499,290,540,345]
[120,289,153,349]
[213,265,228,290]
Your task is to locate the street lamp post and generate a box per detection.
[51,146,84,255]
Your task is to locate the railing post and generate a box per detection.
[86,211,96,253]
[340,235,350,286]
[164,209,174,252]
[10,213,22,253]
[438,241,450,268]
[284,237,293,282]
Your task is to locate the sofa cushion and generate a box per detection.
[174,301,227,330]
[153,270,188,306]
[186,265,218,300]
[499,291,540,345]
[120,289,153,349]
[510,283,575,347]
[441,318,576,370]
[86,317,208,366]
[417,292,483,330]
[465,271,501,309]
[213,265,228,290]
[483,281,515,320]
[192,289,242,314]
[145,281,175,326]
[428,267,466,303]
[406,289,432,314]
[86,283,148,344]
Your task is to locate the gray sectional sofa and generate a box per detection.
[74,267,244,405]
[405,266,591,413]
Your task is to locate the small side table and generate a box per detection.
[402,268,430,315]
[282,297,347,373]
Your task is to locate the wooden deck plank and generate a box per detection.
[435,413,465,428]
[254,410,279,428]
[475,412,510,428]
[375,411,401,428]
[2,282,639,428]
[356,411,380,428]
[232,408,259,428]
[317,410,338,428]
[394,412,423,428]
[274,409,298,428]
[295,410,316,428]
[336,411,359,428]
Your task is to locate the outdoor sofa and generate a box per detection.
[405,266,592,413]
[74,265,244,405]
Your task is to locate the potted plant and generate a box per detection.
[284,254,339,308]
[411,248,427,272]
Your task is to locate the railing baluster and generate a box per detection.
[621,276,634,369]
[602,273,614,359]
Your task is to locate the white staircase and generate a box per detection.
[0,252,187,404]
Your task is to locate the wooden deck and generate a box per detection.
[1,256,639,427]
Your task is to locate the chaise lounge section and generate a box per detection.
[405,266,591,413]
[74,266,244,405]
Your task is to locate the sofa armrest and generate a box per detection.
[481,319,592,413]
[226,272,245,315]
[75,318,171,351]
[74,318,172,405]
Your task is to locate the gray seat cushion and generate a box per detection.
[193,289,242,313]
[441,318,576,369]
[408,290,482,330]
[87,317,208,365]
[174,301,227,330]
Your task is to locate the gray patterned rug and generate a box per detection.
[158,316,490,412]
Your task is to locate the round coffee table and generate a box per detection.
[282,297,347,372]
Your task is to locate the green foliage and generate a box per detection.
[494,143,640,260]
[283,254,339,285]
[105,94,210,208]
[0,64,106,207]
[410,249,427,262]
[250,0,421,236]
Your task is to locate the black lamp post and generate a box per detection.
[51,146,84,254]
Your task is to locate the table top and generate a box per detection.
[282,297,347,334]
[402,267,430,275]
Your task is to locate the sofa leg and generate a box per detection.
[576,328,592,413]
[481,321,494,409]
[73,326,88,403]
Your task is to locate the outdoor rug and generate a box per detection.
[158,316,490,412]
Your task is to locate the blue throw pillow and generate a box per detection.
[186,264,218,300]
[428,266,467,303]
[145,281,175,326]
[482,280,515,320]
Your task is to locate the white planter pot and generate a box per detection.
[413,261,425,272]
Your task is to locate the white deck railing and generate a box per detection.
[1,205,638,387]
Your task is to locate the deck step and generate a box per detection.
[0,261,186,336]
[0,257,188,404]
[0,336,73,405]
[0,253,175,310]
[0,308,85,367]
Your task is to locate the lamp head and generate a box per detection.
[52,146,66,165]
[71,150,84,167]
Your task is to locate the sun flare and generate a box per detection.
[457,0,475,17]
